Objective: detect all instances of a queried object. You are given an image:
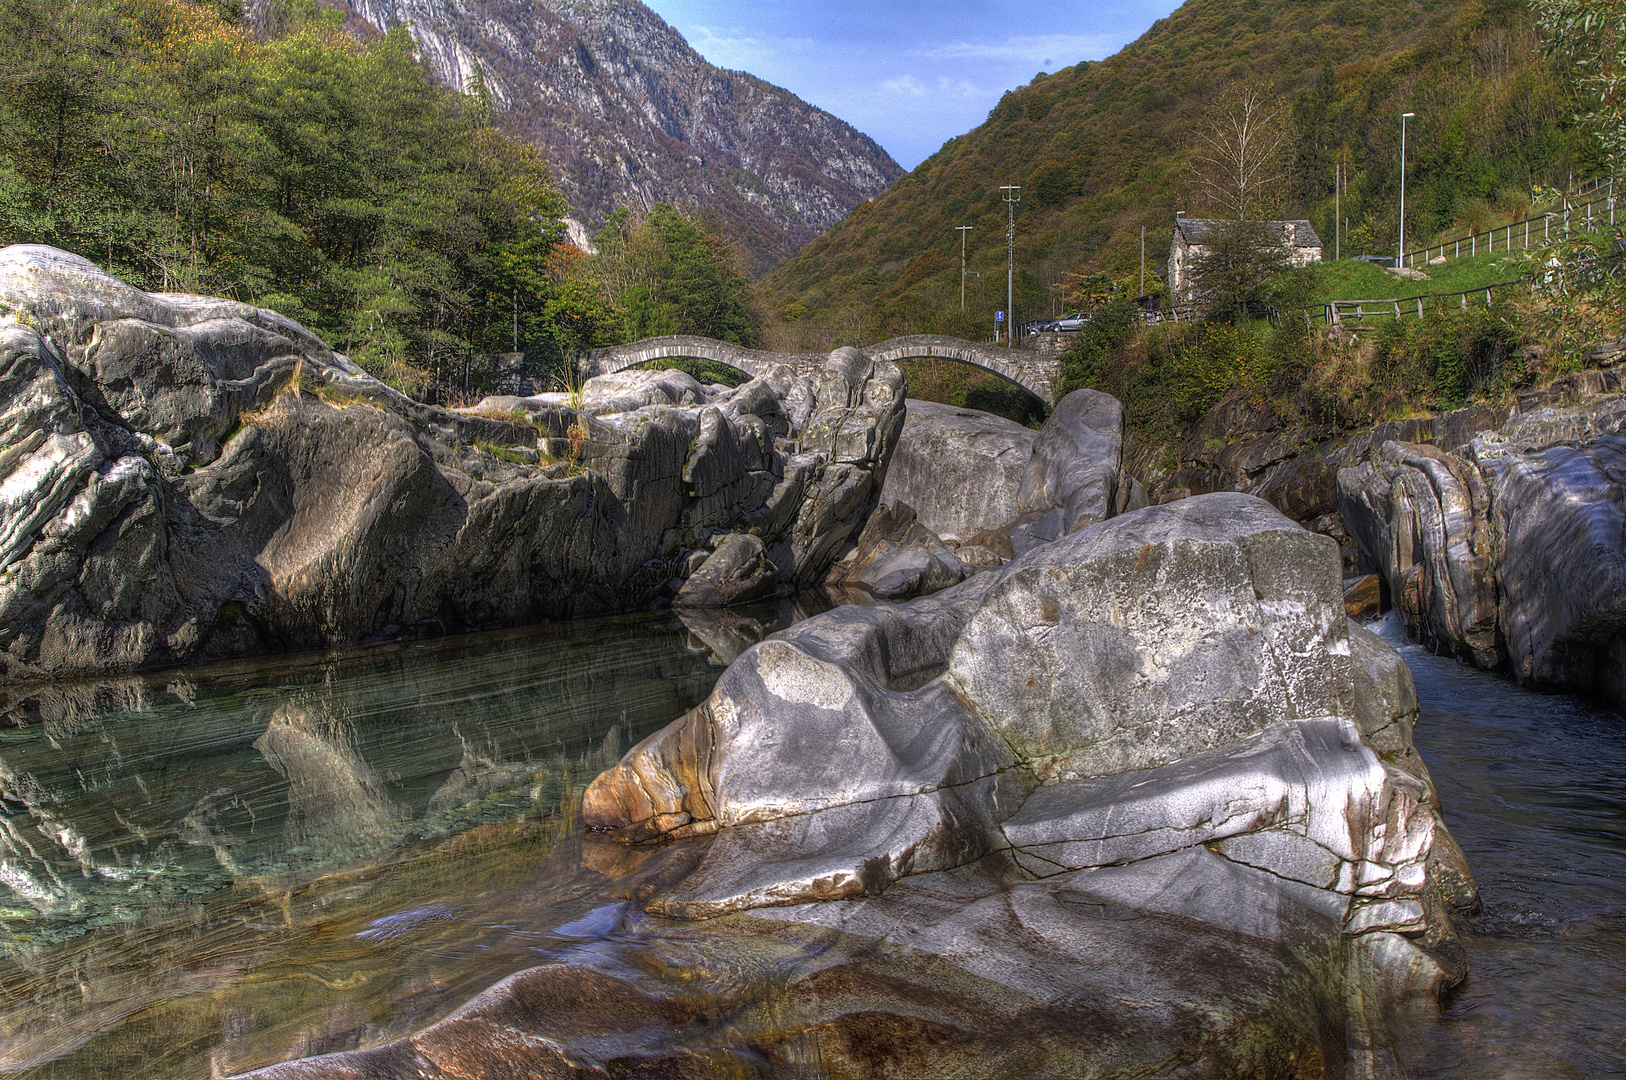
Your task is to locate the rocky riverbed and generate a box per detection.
[0,245,903,683]
[238,494,1477,1079]
[0,253,1511,1078]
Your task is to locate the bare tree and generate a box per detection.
[1190,80,1289,221]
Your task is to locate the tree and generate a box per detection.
[1189,79,1289,222]
[589,204,760,346]
[1531,0,1626,172]
[1185,80,1293,319]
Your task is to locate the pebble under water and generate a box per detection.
[0,606,1619,1077]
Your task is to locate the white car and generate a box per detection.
[1055,311,1092,331]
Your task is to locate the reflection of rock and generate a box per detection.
[0,246,904,681]
[254,705,405,860]
[263,495,1477,1079]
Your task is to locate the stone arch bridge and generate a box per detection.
[583,334,1058,407]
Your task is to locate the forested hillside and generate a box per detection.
[0,0,768,396]
[299,0,903,276]
[763,0,1601,347]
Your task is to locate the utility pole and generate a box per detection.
[1335,161,1340,262]
[1399,112,1415,268]
[1140,226,1146,297]
[1001,185,1020,344]
[955,225,973,311]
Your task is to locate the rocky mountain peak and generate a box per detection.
[300,0,901,273]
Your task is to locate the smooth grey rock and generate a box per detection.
[1017,388,1124,532]
[673,533,776,609]
[0,246,907,680]
[829,500,966,600]
[1474,433,1626,703]
[579,367,705,413]
[949,494,1349,781]
[585,492,1472,985]
[878,399,1037,538]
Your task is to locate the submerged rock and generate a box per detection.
[0,245,903,681]
[248,493,1475,1080]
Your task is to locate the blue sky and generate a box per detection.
[644,1,1184,170]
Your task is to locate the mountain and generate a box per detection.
[761,0,1589,339]
[302,0,902,274]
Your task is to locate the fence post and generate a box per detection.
[1417,298,1423,318]
[1473,233,1477,256]
[1525,220,1529,249]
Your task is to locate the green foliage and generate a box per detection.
[589,205,760,347]
[1531,0,1626,171]
[760,0,1593,339]
[1370,299,1526,407]
[0,0,594,397]
[898,358,1047,428]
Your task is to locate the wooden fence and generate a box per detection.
[1399,179,1616,269]
[1297,278,1527,329]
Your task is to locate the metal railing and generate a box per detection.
[1399,180,1616,269]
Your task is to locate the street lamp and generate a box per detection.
[1399,112,1415,268]
[1001,184,1020,344]
[955,225,973,311]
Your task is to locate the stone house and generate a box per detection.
[1167,218,1324,311]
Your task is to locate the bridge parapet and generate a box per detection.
[583,334,1058,407]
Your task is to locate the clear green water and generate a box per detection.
[0,605,1620,1078]
[0,601,813,1077]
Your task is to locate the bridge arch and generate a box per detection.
[583,333,1057,407]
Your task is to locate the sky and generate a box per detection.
[644,1,1185,171]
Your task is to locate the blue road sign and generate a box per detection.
[995,311,1004,322]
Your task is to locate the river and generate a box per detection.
[0,607,1620,1078]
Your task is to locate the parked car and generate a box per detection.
[1352,254,1397,268]
[1026,319,1059,334]
[1055,311,1092,331]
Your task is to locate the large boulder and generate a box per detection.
[259,494,1472,1079]
[877,399,1038,539]
[583,495,1473,955]
[1338,440,1498,667]
[0,245,904,682]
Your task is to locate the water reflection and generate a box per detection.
[0,600,819,1077]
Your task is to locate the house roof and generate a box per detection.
[1173,218,1324,249]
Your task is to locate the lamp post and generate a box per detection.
[955,225,973,311]
[1001,185,1020,343]
[1399,112,1415,268]
[1140,225,1146,297]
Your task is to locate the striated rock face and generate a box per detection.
[0,246,902,682]
[1474,432,1626,704]
[289,0,902,272]
[583,493,1473,938]
[1337,388,1626,707]
[1338,440,1498,667]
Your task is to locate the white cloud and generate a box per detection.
[882,75,928,95]
[918,33,1118,65]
